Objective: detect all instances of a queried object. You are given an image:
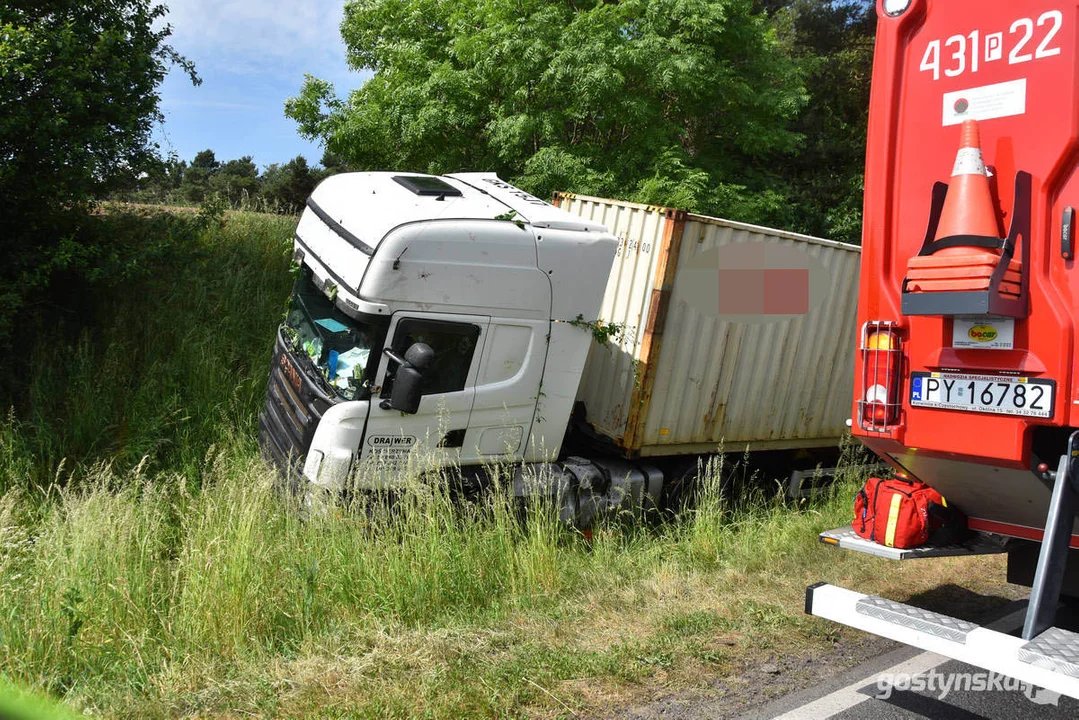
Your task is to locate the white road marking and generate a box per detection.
[769,608,1028,720]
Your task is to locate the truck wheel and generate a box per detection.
[659,465,694,519]
[660,455,733,519]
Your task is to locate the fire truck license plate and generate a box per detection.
[910,372,1054,418]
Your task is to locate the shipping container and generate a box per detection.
[552,193,862,457]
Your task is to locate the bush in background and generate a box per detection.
[1,210,295,488]
[0,1,198,344]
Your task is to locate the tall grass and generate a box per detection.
[3,210,296,488]
[0,434,866,716]
[0,208,913,716]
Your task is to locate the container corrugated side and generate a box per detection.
[551,193,682,450]
[553,192,860,457]
[639,215,861,455]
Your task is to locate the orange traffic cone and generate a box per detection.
[933,119,1001,251]
[907,119,1017,295]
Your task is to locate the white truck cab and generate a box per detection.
[260,172,617,492]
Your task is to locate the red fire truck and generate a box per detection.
[807,0,1079,697]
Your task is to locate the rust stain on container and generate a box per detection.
[623,207,687,453]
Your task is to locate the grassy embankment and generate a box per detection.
[0,209,1015,718]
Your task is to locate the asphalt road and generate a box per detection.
[742,604,1079,720]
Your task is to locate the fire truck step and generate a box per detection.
[805,582,1079,698]
[856,594,976,643]
[818,525,1009,560]
[1019,627,1079,679]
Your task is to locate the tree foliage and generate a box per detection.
[0,1,196,208]
[286,0,807,223]
[0,0,196,340]
[259,156,319,213]
[763,0,874,241]
[127,150,328,214]
[209,156,259,205]
[181,149,217,202]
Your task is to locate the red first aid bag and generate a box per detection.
[853,477,965,549]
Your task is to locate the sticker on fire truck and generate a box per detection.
[910,372,1054,418]
[942,79,1027,126]
[952,315,1015,349]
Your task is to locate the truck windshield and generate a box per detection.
[283,270,385,401]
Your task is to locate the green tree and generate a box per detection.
[0,0,197,339]
[210,155,260,206]
[762,0,875,243]
[286,0,805,223]
[127,152,187,203]
[261,155,317,213]
[319,149,351,177]
[191,149,219,170]
[181,149,218,202]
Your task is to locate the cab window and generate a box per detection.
[385,318,480,396]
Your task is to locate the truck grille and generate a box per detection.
[258,328,335,477]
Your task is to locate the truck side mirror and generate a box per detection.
[382,342,434,414]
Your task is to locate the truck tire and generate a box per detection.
[660,454,733,518]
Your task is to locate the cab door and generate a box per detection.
[357,313,489,477]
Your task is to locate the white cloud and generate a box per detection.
[151,0,372,164]
[160,0,356,83]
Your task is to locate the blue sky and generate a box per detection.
[153,0,371,169]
